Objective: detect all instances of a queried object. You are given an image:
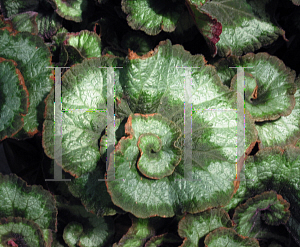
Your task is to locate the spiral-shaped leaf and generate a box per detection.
[133,114,182,179]
[178,208,232,247]
[233,191,290,239]
[0,173,57,245]
[215,52,297,122]
[0,217,46,247]
[57,198,115,247]
[255,77,300,148]
[224,145,300,244]
[43,56,123,177]
[106,40,257,218]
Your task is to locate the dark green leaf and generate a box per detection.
[0,58,29,141]
[0,217,46,247]
[204,227,260,247]
[178,208,232,247]
[233,191,290,240]
[0,29,53,135]
[121,0,185,35]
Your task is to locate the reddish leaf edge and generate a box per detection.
[0,173,58,232]
[0,58,29,142]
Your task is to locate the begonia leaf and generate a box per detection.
[113,215,162,247]
[121,31,152,56]
[63,222,83,247]
[66,163,124,217]
[126,113,182,180]
[144,233,183,247]
[255,78,300,148]
[178,208,232,247]
[0,28,53,136]
[188,0,207,5]
[292,0,300,6]
[9,11,38,34]
[52,31,67,46]
[185,0,222,57]
[48,0,94,22]
[63,45,84,66]
[224,145,300,244]
[0,58,29,141]
[214,52,297,122]
[187,0,284,57]
[0,0,39,18]
[121,0,185,35]
[0,173,57,245]
[63,30,102,59]
[233,191,290,239]
[56,198,114,247]
[42,56,123,177]
[0,217,46,247]
[106,39,257,218]
[35,12,62,40]
[204,227,260,247]
[99,118,122,163]
[115,96,133,119]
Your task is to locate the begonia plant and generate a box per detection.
[0,0,299,246]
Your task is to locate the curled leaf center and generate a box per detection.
[126,114,182,180]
